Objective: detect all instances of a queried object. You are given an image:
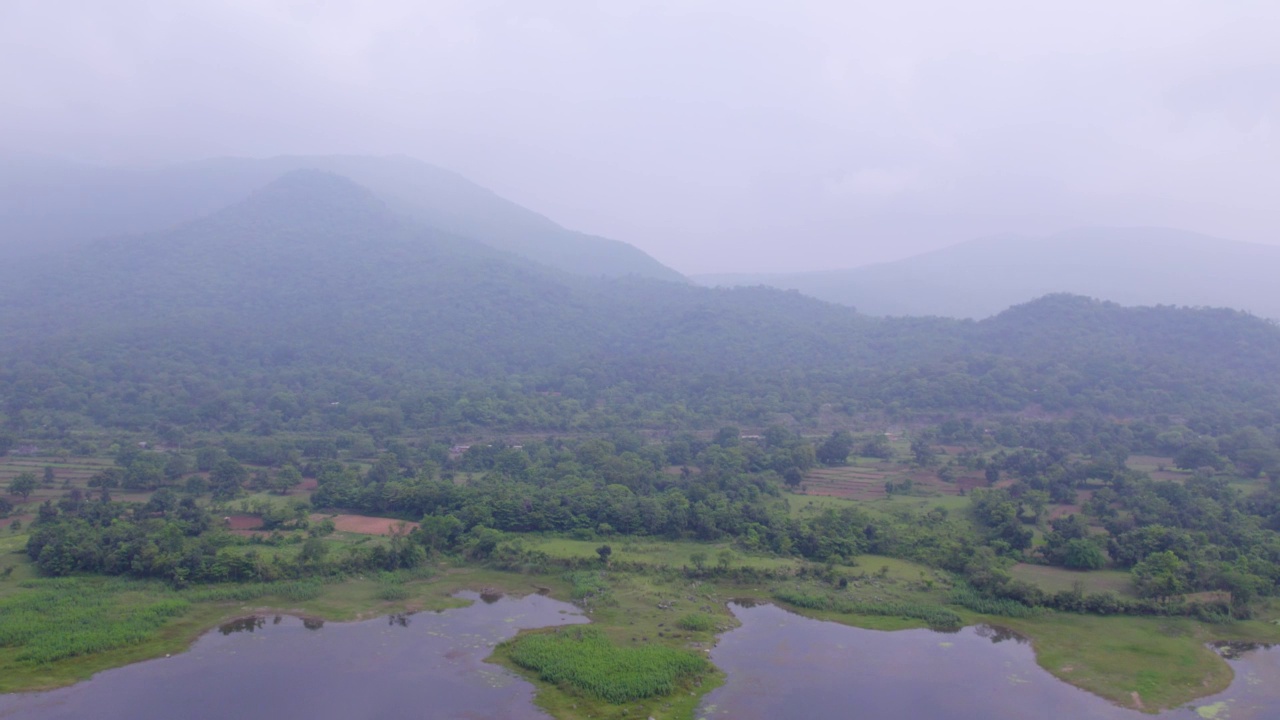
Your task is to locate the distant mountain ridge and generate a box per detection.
[0,153,684,282]
[695,227,1280,319]
[1,174,1278,433]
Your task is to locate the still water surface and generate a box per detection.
[698,601,1280,720]
[0,592,586,720]
[1,595,1277,720]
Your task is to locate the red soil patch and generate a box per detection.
[295,478,318,491]
[312,514,418,535]
[225,515,264,531]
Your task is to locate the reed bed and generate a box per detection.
[0,578,188,664]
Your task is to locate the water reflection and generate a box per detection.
[972,623,1028,645]
[698,602,1280,720]
[1213,641,1275,660]
[218,616,265,635]
[0,592,587,720]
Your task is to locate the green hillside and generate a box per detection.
[1,173,1278,437]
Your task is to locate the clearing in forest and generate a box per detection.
[1010,563,1138,598]
[311,514,418,535]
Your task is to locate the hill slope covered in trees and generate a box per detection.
[0,173,1278,437]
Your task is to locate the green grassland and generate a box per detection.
[996,612,1280,712]
[1010,563,1138,597]
[498,627,710,705]
[527,536,802,571]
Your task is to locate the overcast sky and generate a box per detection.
[2,1,1277,274]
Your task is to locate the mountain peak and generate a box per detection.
[0,155,683,281]
[219,168,392,231]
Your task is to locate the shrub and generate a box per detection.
[676,612,716,632]
[949,584,1041,618]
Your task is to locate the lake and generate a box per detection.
[1,595,1276,720]
[697,601,1280,720]
[0,591,586,720]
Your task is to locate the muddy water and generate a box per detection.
[697,602,1280,720]
[0,592,586,720]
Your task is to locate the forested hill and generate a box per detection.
[695,227,1280,320]
[0,153,683,282]
[0,172,1278,436]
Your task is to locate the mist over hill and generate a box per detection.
[0,172,1277,436]
[0,153,683,282]
[696,227,1280,320]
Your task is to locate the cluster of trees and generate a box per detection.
[4,286,1280,444]
[23,490,424,585]
[16,400,1280,622]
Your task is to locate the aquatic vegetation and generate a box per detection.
[0,578,188,664]
[948,585,1041,618]
[565,570,611,602]
[1196,700,1229,718]
[503,626,710,703]
[772,589,963,630]
[376,574,411,601]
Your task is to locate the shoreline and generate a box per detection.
[2,568,1276,717]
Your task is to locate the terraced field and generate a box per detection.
[800,466,895,499]
[0,456,117,510]
[798,464,985,500]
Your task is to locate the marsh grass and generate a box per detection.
[502,626,710,704]
[0,577,188,664]
[949,584,1041,618]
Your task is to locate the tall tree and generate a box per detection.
[8,472,37,501]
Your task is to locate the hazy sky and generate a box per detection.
[2,1,1277,273]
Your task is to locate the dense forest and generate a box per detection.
[5,166,1280,627]
[1,171,1277,445]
